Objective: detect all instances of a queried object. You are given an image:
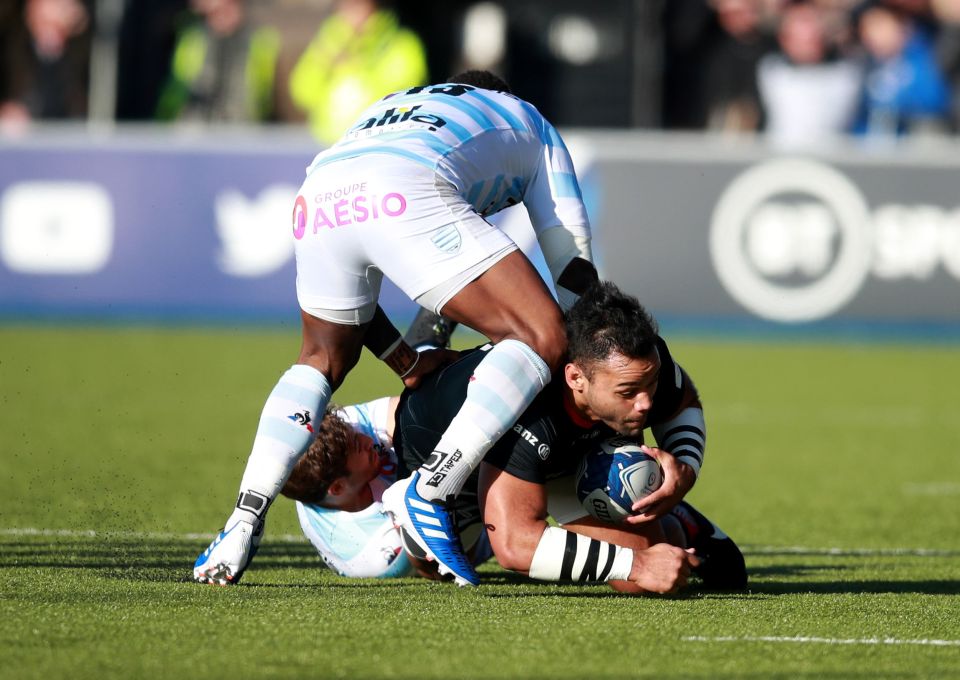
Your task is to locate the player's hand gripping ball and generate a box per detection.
[575,437,663,523]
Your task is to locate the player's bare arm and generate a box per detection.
[478,462,698,594]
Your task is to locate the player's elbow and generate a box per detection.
[489,530,536,573]
[492,543,533,573]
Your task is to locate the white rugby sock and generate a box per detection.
[416,339,551,501]
[233,364,331,520]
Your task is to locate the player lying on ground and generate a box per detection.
[280,396,492,580]
[280,395,744,591]
[194,69,597,586]
[282,281,747,592]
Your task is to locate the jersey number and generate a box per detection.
[404,84,475,97]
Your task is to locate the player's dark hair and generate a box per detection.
[565,281,659,376]
[280,407,352,505]
[447,69,512,93]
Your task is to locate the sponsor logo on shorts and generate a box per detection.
[308,186,407,232]
[431,224,461,253]
[292,195,307,240]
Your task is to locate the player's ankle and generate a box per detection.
[227,506,260,527]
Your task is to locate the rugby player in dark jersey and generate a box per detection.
[389,281,744,592]
[287,281,747,593]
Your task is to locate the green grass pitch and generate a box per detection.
[2,325,959,679]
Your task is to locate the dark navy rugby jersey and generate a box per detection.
[393,336,688,486]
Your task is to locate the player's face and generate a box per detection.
[339,431,382,494]
[574,349,660,437]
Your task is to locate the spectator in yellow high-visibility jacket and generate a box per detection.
[289,0,428,145]
[156,0,280,123]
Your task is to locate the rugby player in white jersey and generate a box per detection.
[280,282,747,592]
[194,70,597,586]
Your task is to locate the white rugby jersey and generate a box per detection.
[305,83,590,238]
[296,398,413,578]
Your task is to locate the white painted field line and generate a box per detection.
[684,635,960,648]
[903,482,960,496]
[744,545,959,557]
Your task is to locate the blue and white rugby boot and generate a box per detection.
[381,471,479,587]
[193,508,264,586]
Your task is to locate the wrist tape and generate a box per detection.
[528,527,633,582]
[376,337,402,361]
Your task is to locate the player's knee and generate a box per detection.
[296,342,362,390]
[297,312,366,388]
[296,352,347,390]
[508,321,567,372]
[530,324,567,370]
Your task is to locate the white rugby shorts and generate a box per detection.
[293,154,517,323]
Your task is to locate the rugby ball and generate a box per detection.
[575,437,663,523]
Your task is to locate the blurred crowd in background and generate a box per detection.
[2,0,960,149]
